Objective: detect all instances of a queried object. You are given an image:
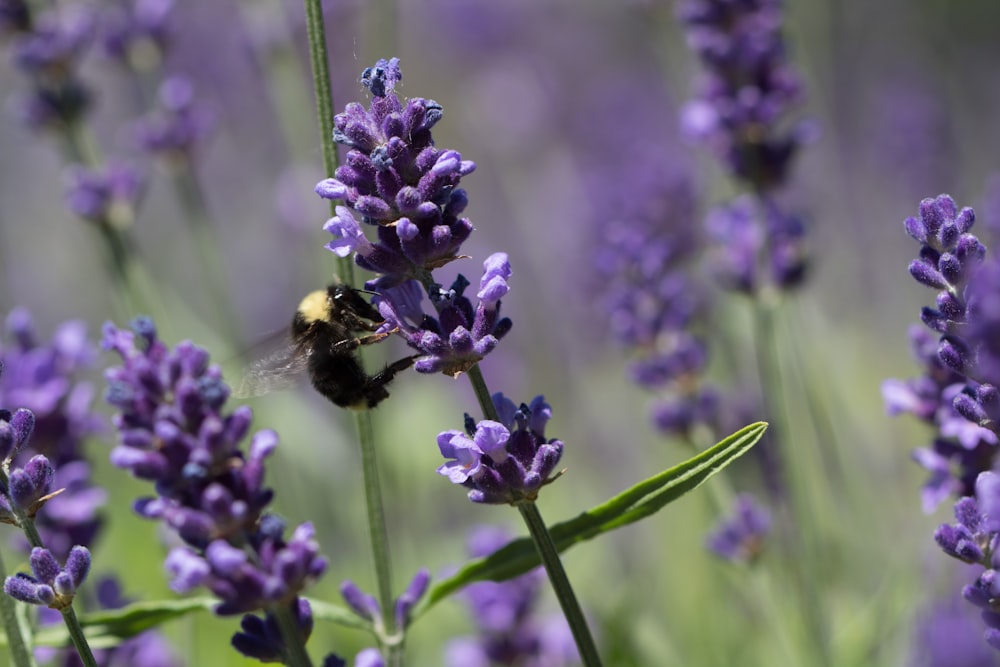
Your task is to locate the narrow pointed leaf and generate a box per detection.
[418,421,767,613]
[2,598,217,650]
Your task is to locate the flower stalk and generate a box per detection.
[517,502,603,667]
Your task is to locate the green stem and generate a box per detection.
[303,2,400,662]
[302,0,352,286]
[0,550,37,667]
[751,303,831,667]
[517,503,603,667]
[170,161,242,344]
[0,466,97,667]
[59,606,98,667]
[273,601,315,667]
[303,0,337,182]
[466,364,498,421]
[352,410,401,665]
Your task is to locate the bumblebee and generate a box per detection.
[237,285,415,409]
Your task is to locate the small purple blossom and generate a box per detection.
[134,75,214,158]
[437,394,563,504]
[0,406,35,463]
[63,160,144,225]
[704,195,809,295]
[705,493,772,563]
[4,545,90,610]
[927,470,1000,651]
[340,568,430,633]
[374,254,513,377]
[6,8,94,131]
[353,648,385,667]
[98,0,174,64]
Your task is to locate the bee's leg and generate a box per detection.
[360,354,419,408]
[332,327,401,352]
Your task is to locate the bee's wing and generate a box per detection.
[232,335,311,398]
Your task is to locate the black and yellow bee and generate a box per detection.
[237,284,415,409]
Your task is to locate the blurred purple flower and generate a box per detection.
[444,525,579,666]
[706,493,772,563]
[0,308,101,465]
[6,7,94,131]
[0,0,30,36]
[98,0,174,65]
[63,160,144,226]
[677,0,812,189]
[704,194,809,295]
[0,309,105,560]
[134,75,215,159]
[910,588,998,667]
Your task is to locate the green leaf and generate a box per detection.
[1,598,217,650]
[1,597,372,650]
[307,599,371,631]
[418,421,767,614]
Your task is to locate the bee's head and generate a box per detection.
[327,284,382,321]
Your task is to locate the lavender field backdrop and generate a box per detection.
[2,1,999,665]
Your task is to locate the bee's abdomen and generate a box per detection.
[307,340,387,409]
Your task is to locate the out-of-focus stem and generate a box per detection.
[273,601,315,667]
[0,550,36,667]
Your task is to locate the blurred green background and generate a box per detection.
[2,0,1000,665]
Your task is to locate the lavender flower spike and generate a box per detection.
[316,58,475,285]
[438,394,564,504]
[677,0,812,189]
[103,317,327,627]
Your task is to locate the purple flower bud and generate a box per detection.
[164,548,209,593]
[5,573,55,605]
[232,598,316,662]
[354,648,385,667]
[340,579,380,622]
[954,392,988,426]
[394,568,430,631]
[9,454,54,511]
[938,336,971,375]
[909,259,948,289]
